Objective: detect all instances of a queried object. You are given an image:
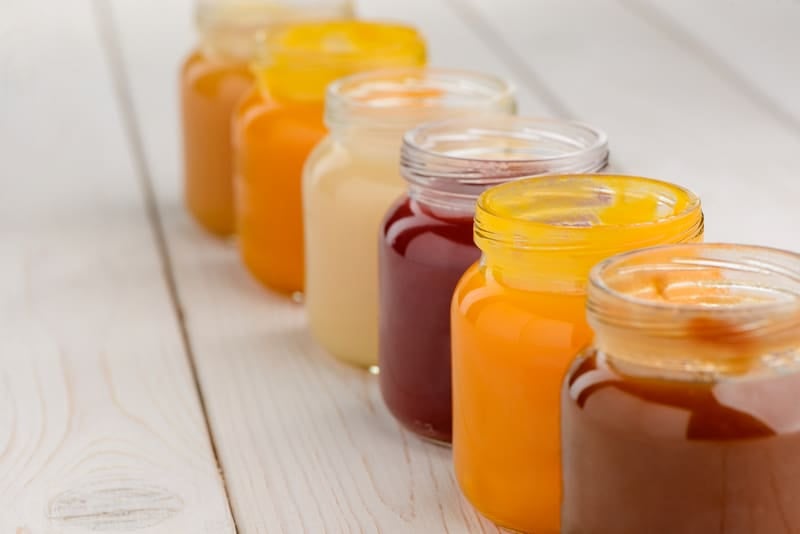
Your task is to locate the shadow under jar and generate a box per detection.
[378,116,609,444]
[451,175,704,534]
[303,68,516,370]
[181,0,353,236]
[562,244,800,534]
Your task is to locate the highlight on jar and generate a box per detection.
[302,67,517,371]
[562,243,800,534]
[233,21,426,297]
[180,0,354,237]
[377,115,609,445]
[450,174,704,534]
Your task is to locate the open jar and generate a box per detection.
[303,68,516,369]
[378,116,609,444]
[562,243,800,533]
[180,0,353,236]
[234,21,426,295]
[451,175,703,533]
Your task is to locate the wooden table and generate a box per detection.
[2,0,798,531]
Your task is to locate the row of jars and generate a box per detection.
[180,2,800,533]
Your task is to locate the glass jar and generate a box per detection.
[378,116,609,444]
[180,0,353,236]
[234,22,426,295]
[451,175,704,534]
[303,68,517,370]
[562,244,800,533]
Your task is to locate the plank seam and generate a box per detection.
[444,0,574,118]
[621,0,800,138]
[89,2,239,531]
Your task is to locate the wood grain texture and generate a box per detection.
[102,0,566,531]
[460,0,800,251]
[0,1,234,532]
[103,0,800,531]
[629,0,800,129]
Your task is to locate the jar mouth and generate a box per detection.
[401,115,608,195]
[325,67,516,131]
[197,0,352,29]
[254,21,426,70]
[588,244,800,377]
[475,174,702,252]
[590,243,800,315]
[196,0,355,60]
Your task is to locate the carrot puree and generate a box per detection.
[233,21,426,295]
[451,175,704,533]
[180,1,353,236]
[181,54,251,236]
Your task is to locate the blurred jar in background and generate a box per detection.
[180,0,352,236]
[451,175,703,534]
[234,22,426,296]
[378,116,608,444]
[303,68,516,370]
[563,244,800,533]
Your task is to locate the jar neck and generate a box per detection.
[475,175,704,293]
[324,68,517,156]
[253,22,426,101]
[195,0,354,62]
[588,244,800,381]
[401,115,609,215]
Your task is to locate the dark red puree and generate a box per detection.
[378,195,478,443]
[561,352,800,534]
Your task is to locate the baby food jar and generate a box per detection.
[451,175,704,533]
[304,68,516,369]
[378,116,609,444]
[234,22,426,295]
[181,0,352,236]
[562,243,800,534]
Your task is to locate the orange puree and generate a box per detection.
[235,93,325,292]
[451,175,704,533]
[180,1,353,236]
[233,21,425,295]
[181,53,251,235]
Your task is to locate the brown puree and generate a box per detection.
[561,350,800,534]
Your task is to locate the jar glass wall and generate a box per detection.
[562,244,800,533]
[378,116,609,444]
[303,68,516,369]
[181,0,353,236]
[451,175,704,534]
[234,22,426,295]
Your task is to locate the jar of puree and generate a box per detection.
[234,22,426,295]
[181,0,352,236]
[562,244,800,534]
[451,175,704,533]
[378,116,609,444]
[304,68,516,369]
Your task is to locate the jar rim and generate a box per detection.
[401,115,608,192]
[475,174,702,251]
[254,21,426,68]
[589,243,800,315]
[197,0,352,29]
[325,67,516,131]
[587,243,800,377]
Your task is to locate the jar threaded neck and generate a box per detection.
[324,68,516,140]
[588,243,800,379]
[400,116,608,211]
[474,174,704,291]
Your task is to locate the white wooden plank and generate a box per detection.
[106,0,570,531]
[627,0,800,128]
[460,0,800,251]
[0,1,234,532]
